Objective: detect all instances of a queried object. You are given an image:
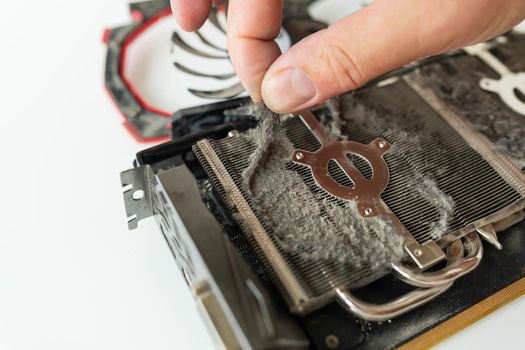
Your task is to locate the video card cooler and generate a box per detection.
[118,30,525,350]
[104,0,324,141]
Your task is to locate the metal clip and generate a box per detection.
[291,110,446,270]
[476,223,503,250]
[121,165,155,229]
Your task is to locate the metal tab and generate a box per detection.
[476,223,503,250]
[121,165,155,229]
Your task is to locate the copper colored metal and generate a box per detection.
[291,110,446,269]
[292,110,390,218]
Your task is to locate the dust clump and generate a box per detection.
[241,103,281,191]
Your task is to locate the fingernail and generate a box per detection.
[263,68,317,112]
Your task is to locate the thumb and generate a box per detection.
[261,0,525,113]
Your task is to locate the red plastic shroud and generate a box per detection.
[104,6,227,142]
[104,7,172,143]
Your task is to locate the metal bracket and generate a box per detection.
[121,165,155,229]
[291,110,446,270]
[464,36,525,116]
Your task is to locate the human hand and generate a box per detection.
[171,0,525,113]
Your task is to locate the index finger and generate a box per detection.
[171,0,212,31]
[227,0,283,101]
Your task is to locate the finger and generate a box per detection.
[171,0,212,31]
[227,0,283,101]
[261,0,525,113]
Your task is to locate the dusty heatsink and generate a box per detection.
[193,74,525,318]
[412,32,525,173]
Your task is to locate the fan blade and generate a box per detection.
[174,62,235,80]
[195,31,228,53]
[172,32,229,59]
[189,82,245,99]
[209,7,227,34]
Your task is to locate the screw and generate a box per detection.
[295,152,304,161]
[364,208,373,216]
[378,140,387,149]
[414,249,423,257]
[227,130,239,138]
[325,335,340,349]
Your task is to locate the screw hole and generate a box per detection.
[325,335,340,349]
[132,190,145,201]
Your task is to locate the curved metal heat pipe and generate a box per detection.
[335,234,482,321]
[335,282,453,322]
[391,232,483,289]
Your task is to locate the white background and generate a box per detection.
[0,0,524,349]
